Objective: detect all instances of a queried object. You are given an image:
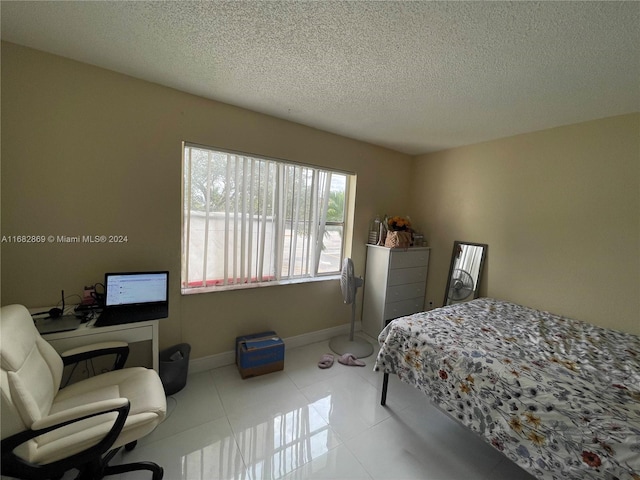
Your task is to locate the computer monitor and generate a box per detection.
[104,271,169,308]
[91,271,170,328]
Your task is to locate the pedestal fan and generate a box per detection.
[448,268,474,302]
[329,258,374,358]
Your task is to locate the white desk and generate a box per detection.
[40,318,159,372]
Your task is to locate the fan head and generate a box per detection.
[340,258,362,304]
[448,269,474,301]
[341,258,355,303]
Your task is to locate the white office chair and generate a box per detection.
[1,304,167,479]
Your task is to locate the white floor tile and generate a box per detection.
[115,417,246,480]
[227,392,342,480]
[37,338,541,480]
[142,370,226,444]
[284,343,346,389]
[300,371,392,442]
[279,444,373,480]
[212,367,301,417]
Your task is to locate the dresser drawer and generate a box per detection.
[388,266,427,286]
[386,282,426,302]
[389,249,430,269]
[383,298,424,321]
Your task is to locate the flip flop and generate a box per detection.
[338,353,365,367]
[318,353,334,369]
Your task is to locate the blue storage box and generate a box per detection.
[236,331,285,379]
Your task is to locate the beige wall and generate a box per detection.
[0,42,413,358]
[410,113,640,335]
[3,42,638,361]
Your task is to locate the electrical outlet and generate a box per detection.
[428,301,434,310]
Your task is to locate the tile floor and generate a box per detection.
[98,337,535,479]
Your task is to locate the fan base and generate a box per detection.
[329,335,374,358]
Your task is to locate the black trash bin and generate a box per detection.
[159,343,191,395]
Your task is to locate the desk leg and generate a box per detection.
[151,320,159,372]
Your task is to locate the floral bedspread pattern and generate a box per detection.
[374,298,640,480]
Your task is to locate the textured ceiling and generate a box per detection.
[1,1,639,154]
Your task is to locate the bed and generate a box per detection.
[374,298,640,480]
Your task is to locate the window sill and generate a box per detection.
[181,274,341,295]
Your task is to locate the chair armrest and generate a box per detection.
[32,398,128,431]
[1,398,130,480]
[61,341,129,370]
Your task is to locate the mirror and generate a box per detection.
[444,241,487,306]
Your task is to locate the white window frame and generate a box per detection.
[181,142,353,294]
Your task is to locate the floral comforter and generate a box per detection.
[374,298,640,480]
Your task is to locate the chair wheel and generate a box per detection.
[125,440,137,451]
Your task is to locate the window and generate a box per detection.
[182,143,351,293]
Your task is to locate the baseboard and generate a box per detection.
[188,322,358,374]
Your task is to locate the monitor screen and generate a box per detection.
[105,271,169,307]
